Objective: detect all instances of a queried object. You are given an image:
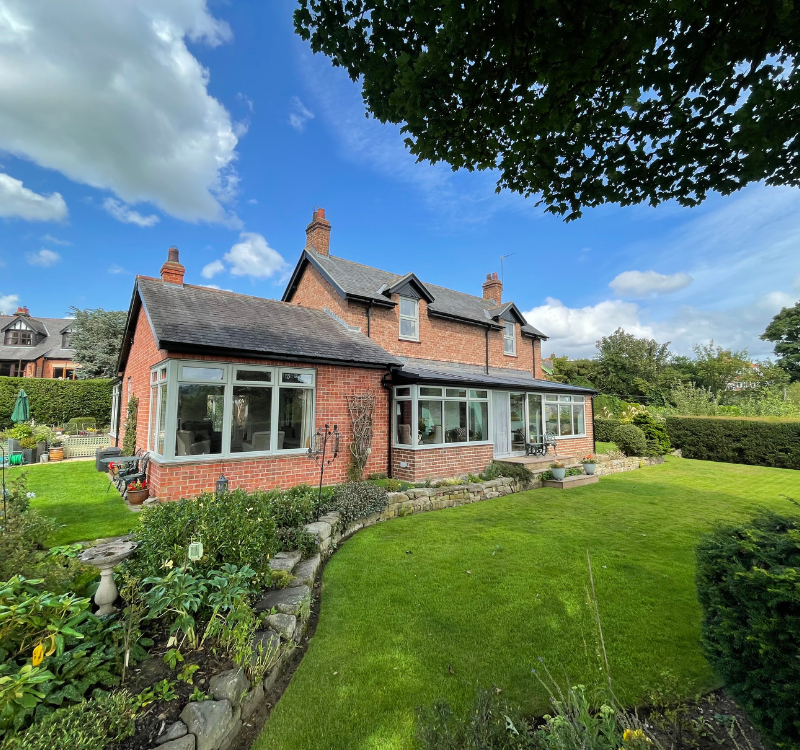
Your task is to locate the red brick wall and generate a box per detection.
[392,444,494,482]
[290,265,543,377]
[552,398,595,458]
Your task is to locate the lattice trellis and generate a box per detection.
[346,392,376,479]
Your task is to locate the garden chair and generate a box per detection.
[525,431,558,457]
[121,452,149,498]
[108,449,141,493]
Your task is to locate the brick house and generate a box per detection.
[117,213,594,500]
[0,307,78,379]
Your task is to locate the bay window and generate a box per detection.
[147,361,316,460]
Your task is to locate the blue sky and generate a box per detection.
[1,0,799,358]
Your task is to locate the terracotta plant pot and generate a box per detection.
[583,463,597,475]
[127,488,149,506]
[49,447,64,462]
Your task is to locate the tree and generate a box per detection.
[691,342,751,397]
[549,355,600,389]
[761,301,800,381]
[594,328,672,399]
[69,307,127,379]
[295,0,800,220]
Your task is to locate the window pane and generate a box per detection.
[281,371,314,385]
[528,395,542,442]
[395,400,413,445]
[468,401,488,441]
[159,368,167,380]
[400,317,417,338]
[545,403,559,434]
[149,387,158,452]
[470,390,488,399]
[278,388,313,450]
[559,395,572,402]
[573,404,585,435]
[418,400,442,445]
[572,395,585,403]
[559,404,573,435]
[419,387,442,396]
[395,387,411,397]
[231,386,273,452]
[156,383,167,454]
[236,369,272,382]
[545,394,558,401]
[510,393,526,452]
[444,401,467,443]
[175,384,224,456]
[504,338,515,354]
[400,298,416,317]
[181,366,224,381]
[151,371,158,383]
[446,388,467,398]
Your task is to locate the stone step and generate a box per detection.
[498,454,577,468]
[542,474,600,490]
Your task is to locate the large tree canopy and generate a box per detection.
[295,0,800,219]
[69,307,127,380]
[761,300,800,381]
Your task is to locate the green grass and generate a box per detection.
[7,461,139,546]
[256,457,800,750]
[595,440,617,453]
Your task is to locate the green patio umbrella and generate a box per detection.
[11,389,30,423]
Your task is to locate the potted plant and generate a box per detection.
[19,437,37,465]
[550,460,566,480]
[127,478,149,505]
[581,454,597,475]
[49,438,64,462]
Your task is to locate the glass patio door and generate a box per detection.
[491,391,511,457]
[528,394,543,444]
[510,393,526,454]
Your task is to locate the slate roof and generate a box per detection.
[0,315,75,362]
[284,250,547,338]
[132,278,400,368]
[394,357,596,394]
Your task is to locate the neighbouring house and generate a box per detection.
[0,307,78,379]
[117,213,595,501]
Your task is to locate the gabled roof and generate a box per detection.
[0,314,76,361]
[282,250,547,338]
[118,278,401,374]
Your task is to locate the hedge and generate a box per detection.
[0,376,114,430]
[666,416,800,469]
[594,416,621,442]
[697,513,800,748]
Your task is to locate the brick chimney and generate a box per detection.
[15,306,30,317]
[482,272,502,305]
[305,208,331,256]
[160,245,185,285]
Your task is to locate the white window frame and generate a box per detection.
[392,384,491,449]
[147,360,317,462]
[503,320,516,356]
[540,393,587,438]
[109,383,121,438]
[398,296,419,342]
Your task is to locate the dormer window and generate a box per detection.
[4,330,33,346]
[504,320,516,355]
[399,297,419,341]
[62,331,73,348]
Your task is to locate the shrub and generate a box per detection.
[696,512,800,748]
[126,488,280,584]
[666,416,800,468]
[121,395,137,456]
[265,484,332,528]
[0,378,113,431]
[0,691,135,750]
[611,424,648,457]
[331,482,389,527]
[480,461,533,485]
[594,417,621,442]
[630,413,670,456]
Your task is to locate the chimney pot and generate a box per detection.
[305,207,331,256]
[15,306,29,316]
[482,271,503,305]
[161,245,186,285]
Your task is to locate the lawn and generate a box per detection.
[7,460,139,546]
[595,440,617,453]
[256,457,800,750]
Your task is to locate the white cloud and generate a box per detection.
[41,234,71,245]
[0,0,240,223]
[0,293,20,314]
[108,264,128,274]
[0,172,67,221]
[102,198,159,227]
[288,96,314,132]
[26,248,60,267]
[201,259,225,278]
[610,270,693,298]
[223,232,287,279]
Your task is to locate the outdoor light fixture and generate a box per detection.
[307,423,341,503]
[188,540,204,561]
[216,474,229,495]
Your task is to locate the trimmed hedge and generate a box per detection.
[594,416,621,442]
[666,416,800,469]
[697,513,800,748]
[611,424,647,457]
[0,377,114,430]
